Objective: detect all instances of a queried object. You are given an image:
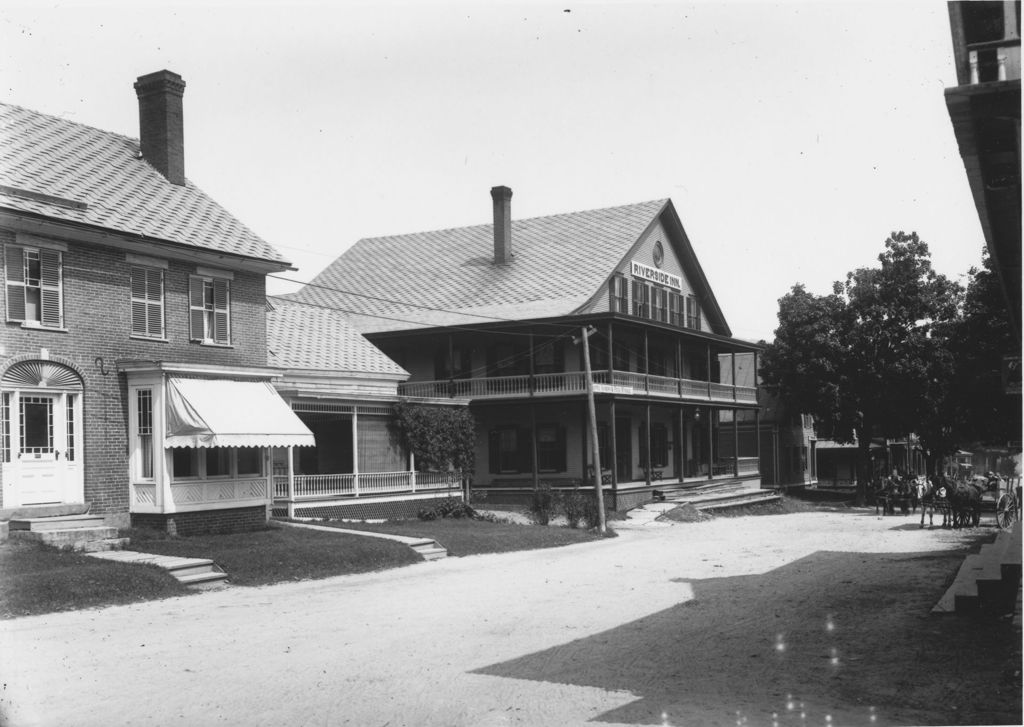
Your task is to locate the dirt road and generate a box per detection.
[1,509,1019,726]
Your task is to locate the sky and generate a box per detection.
[0,1,986,342]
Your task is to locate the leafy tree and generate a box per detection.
[947,249,1022,448]
[761,232,960,504]
[391,402,476,476]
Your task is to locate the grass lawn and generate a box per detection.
[0,538,188,620]
[128,523,421,586]
[310,517,606,556]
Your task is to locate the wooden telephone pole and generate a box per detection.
[578,325,608,534]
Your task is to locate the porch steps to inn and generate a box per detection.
[932,522,1022,616]
[86,550,230,589]
[7,514,129,552]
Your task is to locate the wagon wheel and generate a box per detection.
[996,493,1016,530]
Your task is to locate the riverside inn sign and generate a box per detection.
[631,260,682,290]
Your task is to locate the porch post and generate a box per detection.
[756,408,762,479]
[286,445,295,519]
[676,339,683,398]
[531,403,539,490]
[731,352,737,402]
[410,451,416,493]
[644,403,652,487]
[733,407,739,477]
[675,406,684,481]
[706,344,712,400]
[528,330,535,396]
[352,409,360,496]
[643,328,650,393]
[609,399,619,489]
[607,321,614,380]
[706,406,713,480]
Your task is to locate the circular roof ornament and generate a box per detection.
[652,241,664,268]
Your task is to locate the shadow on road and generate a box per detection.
[474,548,1020,726]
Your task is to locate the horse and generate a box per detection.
[948,478,984,528]
[917,475,950,528]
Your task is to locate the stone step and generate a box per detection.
[176,571,230,589]
[8,514,107,531]
[410,540,448,560]
[10,526,120,549]
[934,524,1022,615]
[697,493,782,512]
[87,550,230,588]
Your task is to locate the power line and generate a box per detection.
[268,272,581,332]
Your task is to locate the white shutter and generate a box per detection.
[38,248,62,328]
[5,246,26,322]
[131,266,164,337]
[212,278,230,344]
[189,276,206,341]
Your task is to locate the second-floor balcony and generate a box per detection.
[398,369,757,405]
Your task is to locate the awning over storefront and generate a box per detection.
[165,378,315,448]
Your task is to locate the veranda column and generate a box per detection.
[675,407,684,482]
[531,403,539,490]
[409,451,416,493]
[286,445,295,518]
[733,408,740,477]
[609,399,619,489]
[644,403,652,487]
[706,406,713,480]
[352,409,360,496]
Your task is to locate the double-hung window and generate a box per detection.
[609,275,629,313]
[631,281,650,318]
[189,274,230,344]
[130,266,165,339]
[5,244,63,328]
[669,292,682,327]
[652,287,668,323]
[685,295,702,330]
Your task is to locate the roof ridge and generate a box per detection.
[0,100,140,147]
[351,197,670,246]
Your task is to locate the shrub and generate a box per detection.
[560,487,588,529]
[531,484,555,526]
[417,497,478,521]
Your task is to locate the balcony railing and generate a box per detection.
[273,470,461,501]
[399,369,757,404]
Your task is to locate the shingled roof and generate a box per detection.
[0,102,289,266]
[267,296,407,377]
[290,198,672,334]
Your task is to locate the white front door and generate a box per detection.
[2,390,83,507]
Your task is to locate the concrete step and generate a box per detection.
[87,550,230,588]
[934,524,1022,615]
[410,539,448,560]
[8,514,107,531]
[10,526,120,550]
[176,571,230,589]
[696,493,783,512]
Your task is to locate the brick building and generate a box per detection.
[1,71,312,533]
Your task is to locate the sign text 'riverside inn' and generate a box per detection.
[631,260,682,290]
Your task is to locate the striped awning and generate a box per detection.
[165,378,314,448]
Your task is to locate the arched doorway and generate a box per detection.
[1,360,84,507]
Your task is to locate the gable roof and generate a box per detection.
[0,102,289,266]
[266,296,407,377]
[290,198,730,335]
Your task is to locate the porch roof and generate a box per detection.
[165,378,315,448]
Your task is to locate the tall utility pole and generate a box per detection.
[579,325,608,534]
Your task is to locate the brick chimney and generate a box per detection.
[134,70,186,185]
[491,185,513,264]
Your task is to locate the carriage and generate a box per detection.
[990,475,1020,530]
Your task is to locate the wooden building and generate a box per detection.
[289,187,763,511]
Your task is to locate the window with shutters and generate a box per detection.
[668,292,682,327]
[130,266,165,339]
[685,295,701,330]
[488,426,523,474]
[189,275,230,344]
[5,245,63,328]
[651,287,668,323]
[609,275,629,313]
[631,280,650,318]
[536,423,567,473]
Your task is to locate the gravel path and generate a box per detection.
[1,509,1017,726]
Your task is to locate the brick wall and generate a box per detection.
[0,228,270,513]
[132,505,267,536]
